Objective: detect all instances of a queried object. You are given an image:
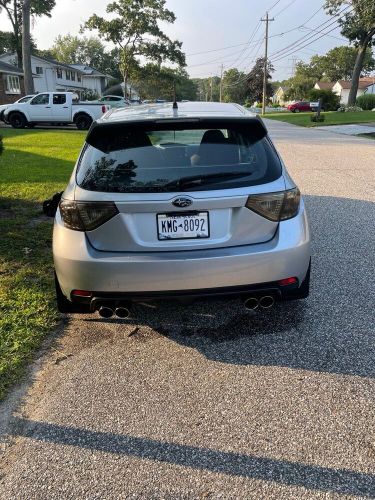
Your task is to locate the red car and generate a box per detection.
[287,101,312,113]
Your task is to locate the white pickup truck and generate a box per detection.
[4,91,110,130]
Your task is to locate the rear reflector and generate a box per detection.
[72,290,92,297]
[278,277,298,286]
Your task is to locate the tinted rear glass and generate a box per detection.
[77,121,282,192]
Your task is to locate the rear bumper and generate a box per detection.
[53,206,311,300]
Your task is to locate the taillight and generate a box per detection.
[245,187,300,222]
[59,200,118,231]
[101,105,107,113]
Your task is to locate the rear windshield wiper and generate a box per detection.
[164,171,252,190]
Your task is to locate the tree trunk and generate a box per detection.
[22,0,34,94]
[123,71,128,99]
[348,29,375,107]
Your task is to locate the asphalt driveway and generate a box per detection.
[0,120,374,499]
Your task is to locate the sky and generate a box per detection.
[0,0,350,81]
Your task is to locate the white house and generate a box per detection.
[0,53,114,97]
[332,77,375,104]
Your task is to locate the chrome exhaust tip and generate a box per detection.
[244,297,259,311]
[259,295,275,309]
[98,306,114,318]
[115,306,130,318]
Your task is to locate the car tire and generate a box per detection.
[55,272,90,313]
[9,112,27,129]
[0,110,5,122]
[74,113,93,130]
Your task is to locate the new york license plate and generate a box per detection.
[157,212,209,240]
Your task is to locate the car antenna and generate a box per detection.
[173,81,178,109]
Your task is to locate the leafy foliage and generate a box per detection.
[0,0,55,64]
[133,64,197,101]
[46,35,122,79]
[307,89,340,111]
[82,0,185,96]
[192,77,221,102]
[221,68,248,104]
[324,0,375,105]
[246,58,274,103]
[356,93,375,110]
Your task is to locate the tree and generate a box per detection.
[313,46,374,81]
[221,68,248,104]
[82,0,185,98]
[46,35,122,79]
[307,89,340,110]
[246,57,274,103]
[21,0,34,93]
[325,0,375,105]
[0,0,55,66]
[133,63,196,100]
[0,30,37,55]
[192,77,221,101]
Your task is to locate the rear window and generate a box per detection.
[77,121,282,193]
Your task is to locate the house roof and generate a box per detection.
[69,64,107,77]
[0,60,23,75]
[337,78,375,90]
[315,81,334,90]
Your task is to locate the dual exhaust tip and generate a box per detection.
[98,305,130,319]
[243,295,275,311]
[98,295,274,317]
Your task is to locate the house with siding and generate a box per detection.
[0,53,114,98]
[0,61,25,104]
[332,77,375,104]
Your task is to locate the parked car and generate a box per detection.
[98,95,130,108]
[53,102,311,317]
[0,94,35,122]
[287,101,312,113]
[4,92,110,130]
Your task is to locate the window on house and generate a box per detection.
[57,68,63,79]
[5,75,21,94]
[71,72,76,81]
[66,70,71,80]
[77,74,82,82]
[36,66,43,74]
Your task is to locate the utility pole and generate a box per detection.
[219,64,224,102]
[261,12,274,116]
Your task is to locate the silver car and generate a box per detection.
[53,102,311,317]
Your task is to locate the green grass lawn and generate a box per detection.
[264,110,375,127]
[0,128,85,400]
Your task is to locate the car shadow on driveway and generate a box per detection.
[10,417,375,497]
[83,194,375,379]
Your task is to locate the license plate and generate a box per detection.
[157,212,209,240]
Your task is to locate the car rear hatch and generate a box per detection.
[73,117,285,252]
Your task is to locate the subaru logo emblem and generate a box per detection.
[172,197,192,208]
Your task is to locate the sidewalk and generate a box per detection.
[319,123,375,136]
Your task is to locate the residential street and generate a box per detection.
[1,120,374,498]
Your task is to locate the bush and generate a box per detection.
[307,89,340,111]
[310,114,325,123]
[80,88,100,101]
[0,135,3,155]
[356,94,375,110]
[337,105,363,112]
